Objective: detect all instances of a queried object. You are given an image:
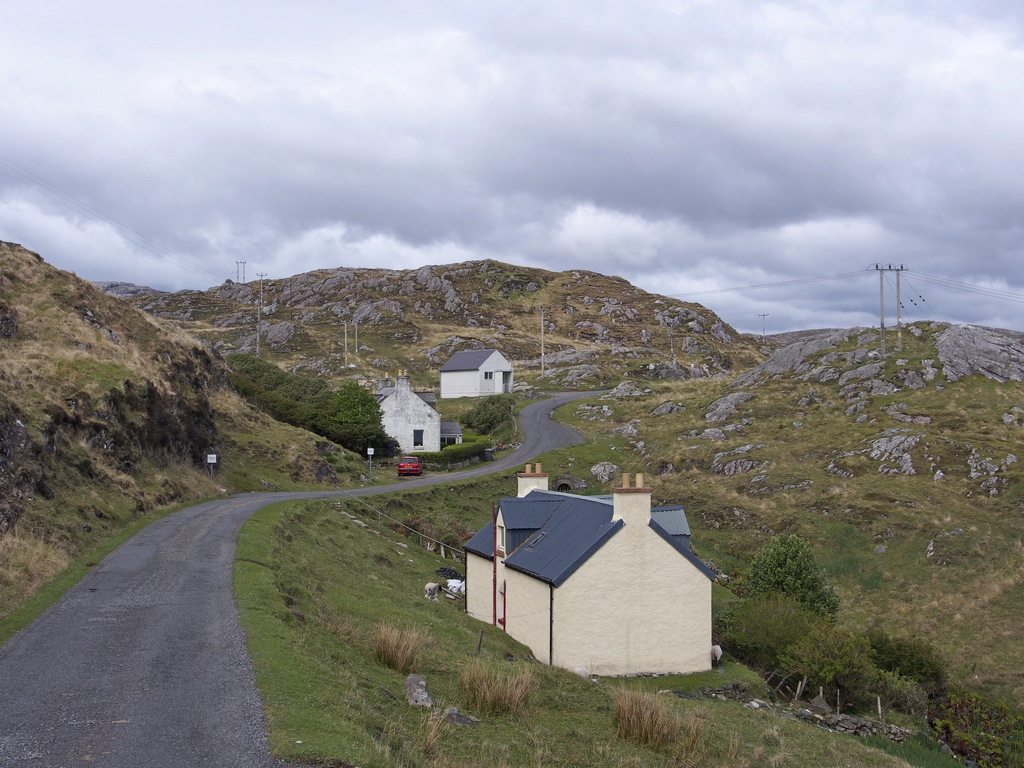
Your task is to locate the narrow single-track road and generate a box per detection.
[0,391,595,767]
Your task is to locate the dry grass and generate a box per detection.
[458,659,534,717]
[373,624,425,674]
[419,710,449,757]
[0,534,70,617]
[612,689,681,748]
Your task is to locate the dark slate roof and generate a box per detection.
[440,421,462,435]
[374,387,437,408]
[500,497,564,530]
[463,490,715,584]
[464,520,495,559]
[439,349,499,372]
[504,495,622,587]
[650,506,691,537]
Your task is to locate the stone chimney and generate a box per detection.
[516,463,549,497]
[395,370,411,390]
[611,472,652,524]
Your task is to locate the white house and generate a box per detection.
[439,349,514,399]
[463,465,714,677]
[375,373,441,454]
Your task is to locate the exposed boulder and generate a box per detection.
[591,462,620,483]
[731,329,859,387]
[706,392,755,422]
[936,324,1024,382]
[651,401,686,416]
[405,675,434,707]
[870,431,922,475]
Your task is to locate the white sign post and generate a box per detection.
[367,446,374,482]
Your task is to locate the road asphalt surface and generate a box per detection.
[0,391,596,767]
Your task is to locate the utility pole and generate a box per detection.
[896,268,903,352]
[537,306,550,378]
[354,322,359,361]
[871,264,906,357]
[758,313,770,343]
[343,321,349,367]
[256,272,267,356]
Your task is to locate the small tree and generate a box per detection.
[331,381,383,427]
[783,623,875,710]
[746,534,840,620]
[462,394,514,434]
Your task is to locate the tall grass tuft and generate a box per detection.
[373,624,425,674]
[418,711,448,757]
[612,689,681,748]
[458,660,533,717]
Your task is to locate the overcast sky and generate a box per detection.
[4,1,1024,334]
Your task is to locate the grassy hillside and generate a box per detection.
[236,495,938,768]
[0,243,368,621]
[544,325,1024,708]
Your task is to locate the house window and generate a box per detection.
[497,525,506,553]
[484,371,494,380]
[413,429,424,448]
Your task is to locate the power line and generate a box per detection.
[0,152,221,285]
[666,271,868,298]
[912,272,1024,305]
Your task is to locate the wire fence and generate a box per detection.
[328,486,466,564]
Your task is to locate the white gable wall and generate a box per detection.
[551,524,711,676]
[465,551,493,624]
[379,378,440,453]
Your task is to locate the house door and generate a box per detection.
[497,580,506,628]
[502,371,512,393]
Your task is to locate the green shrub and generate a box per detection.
[874,669,927,715]
[462,394,515,434]
[746,534,840,620]
[782,623,875,710]
[929,689,1024,767]
[715,593,821,672]
[417,441,489,466]
[868,630,946,692]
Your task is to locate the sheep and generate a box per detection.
[424,582,441,601]
[711,644,723,667]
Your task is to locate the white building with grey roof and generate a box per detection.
[464,465,714,677]
[439,349,514,399]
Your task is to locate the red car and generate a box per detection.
[397,456,423,476]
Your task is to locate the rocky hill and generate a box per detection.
[112,261,759,389]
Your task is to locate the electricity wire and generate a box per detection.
[666,270,869,298]
[0,152,222,285]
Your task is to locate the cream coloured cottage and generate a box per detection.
[464,465,714,676]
